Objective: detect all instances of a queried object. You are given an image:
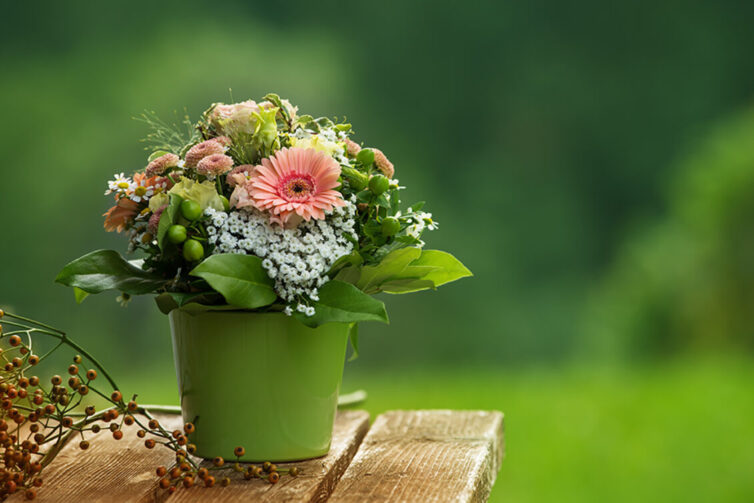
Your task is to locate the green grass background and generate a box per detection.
[122,357,754,501]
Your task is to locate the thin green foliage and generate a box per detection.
[134,109,200,155]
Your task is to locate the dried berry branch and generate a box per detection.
[0,309,299,500]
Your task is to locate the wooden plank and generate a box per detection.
[328,410,504,503]
[13,410,370,503]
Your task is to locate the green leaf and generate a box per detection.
[328,251,363,277]
[293,114,314,130]
[154,291,232,315]
[157,194,182,250]
[356,247,432,294]
[334,265,361,285]
[410,250,473,288]
[189,254,276,309]
[375,194,390,207]
[56,250,168,295]
[348,323,359,361]
[381,250,471,294]
[380,278,437,294]
[73,287,90,304]
[295,280,389,328]
[148,150,171,162]
[155,293,179,314]
[356,190,372,203]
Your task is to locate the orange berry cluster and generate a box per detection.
[153,445,298,496]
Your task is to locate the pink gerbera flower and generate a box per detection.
[232,147,346,227]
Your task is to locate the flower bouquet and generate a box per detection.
[56,93,471,461]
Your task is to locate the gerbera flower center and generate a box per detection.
[280,175,315,200]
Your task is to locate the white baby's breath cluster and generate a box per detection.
[205,203,358,315]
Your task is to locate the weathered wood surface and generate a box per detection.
[13,410,370,503]
[328,410,504,503]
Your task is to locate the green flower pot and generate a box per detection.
[169,309,349,462]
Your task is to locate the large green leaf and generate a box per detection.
[383,250,472,294]
[409,250,473,287]
[380,278,437,294]
[356,247,434,294]
[346,247,472,295]
[295,280,389,328]
[55,250,168,295]
[189,254,277,309]
[334,265,362,285]
[327,251,363,277]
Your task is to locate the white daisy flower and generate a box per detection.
[105,173,133,196]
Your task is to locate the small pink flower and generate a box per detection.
[373,148,395,178]
[345,138,361,157]
[145,153,179,177]
[185,140,225,169]
[148,205,168,235]
[226,164,254,187]
[196,154,234,177]
[232,147,346,227]
[213,136,232,147]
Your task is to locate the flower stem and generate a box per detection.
[2,312,120,391]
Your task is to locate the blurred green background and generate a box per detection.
[3,1,754,500]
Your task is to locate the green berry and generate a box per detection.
[183,239,205,262]
[167,224,187,244]
[180,200,203,221]
[356,148,375,166]
[381,217,401,237]
[368,174,390,196]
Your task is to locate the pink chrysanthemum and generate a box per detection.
[184,140,225,169]
[213,135,232,147]
[373,148,395,178]
[196,154,234,176]
[344,138,361,157]
[232,147,346,227]
[145,153,179,177]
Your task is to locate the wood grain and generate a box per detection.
[11,410,369,503]
[327,410,504,503]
